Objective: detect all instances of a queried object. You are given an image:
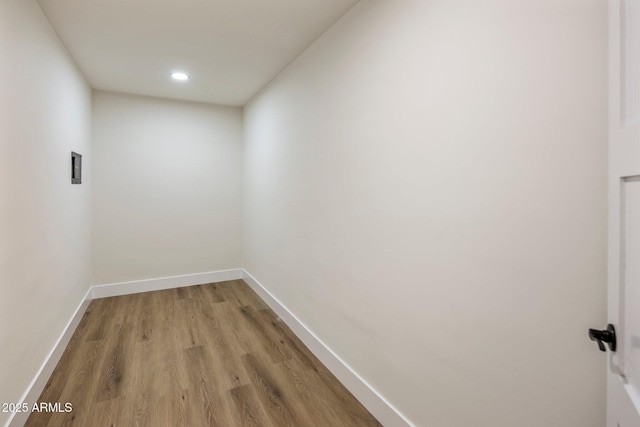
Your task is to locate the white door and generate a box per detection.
[608,1,640,425]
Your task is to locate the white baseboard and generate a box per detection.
[241,269,414,427]
[8,268,412,427]
[91,268,243,299]
[7,268,242,427]
[6,287,92,427]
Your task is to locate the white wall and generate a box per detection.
[92,91,243,285]
[243,1,608,426]
[0,0,92,425]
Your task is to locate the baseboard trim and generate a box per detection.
[241,269,414,427]
[6,287,92,427]
[91,268,243,299]
[8,268,412,427]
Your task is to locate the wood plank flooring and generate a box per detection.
[25,280,381,427]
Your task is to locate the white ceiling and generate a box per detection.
[37,0,359,106]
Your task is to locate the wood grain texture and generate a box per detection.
[25,280,381,427]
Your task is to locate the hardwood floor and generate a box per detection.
[25,280,381,427]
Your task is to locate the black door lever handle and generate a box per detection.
[588,324,616,352]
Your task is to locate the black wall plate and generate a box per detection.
[71,152,82,184]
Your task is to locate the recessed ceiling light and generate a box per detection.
[171,72,189,81]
